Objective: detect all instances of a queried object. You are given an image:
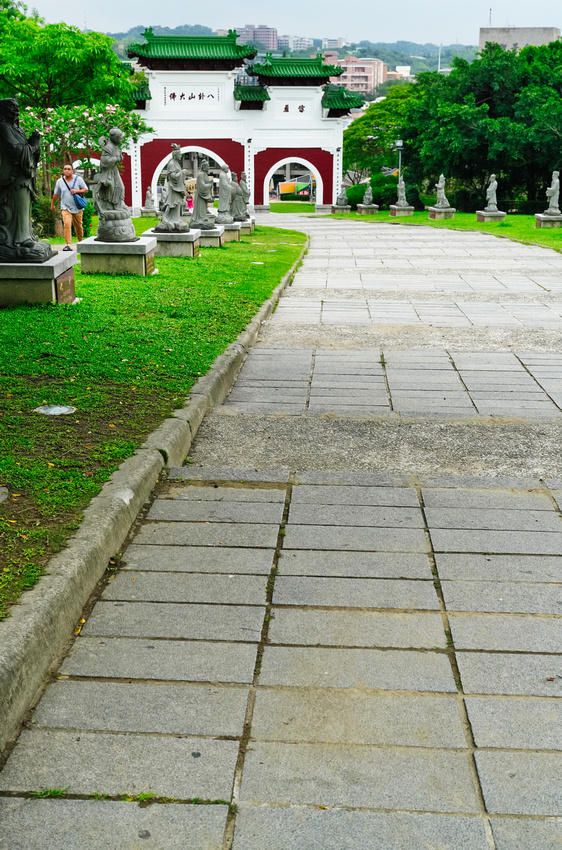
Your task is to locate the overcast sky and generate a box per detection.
[31,0,561,45]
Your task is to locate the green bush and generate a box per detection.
[31,195,57,238]
[81,201,95,238]
[369,173,400,210]
[278,193,310,201]
[345,184,367,209]
[448,188,481,213]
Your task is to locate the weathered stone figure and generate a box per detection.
[485,174,498,212]
[396,177,408,207]
[144,186,155,209]
[0,98,53,262]
[93,127,137,242]
[240,172,251,218]
[216,163,233,224]
[230,172,247,222]
[336,185,347,206]
[435,173,449,208]
[363,185,374,206]
[545,170,561,215]
[191,159,215,230]
[154,144,188,233]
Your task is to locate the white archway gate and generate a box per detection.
[150,145,228,209]
[262,156,324,206]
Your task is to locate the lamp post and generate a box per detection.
[394,139,403,181]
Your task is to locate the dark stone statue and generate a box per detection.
[0,98,54,263]
[363,185,374,206]
[154,144,188,233]
[229,172,247,222]
[191,159,215,230]
[240,172,251,218]
[92,127,137,242]
[216,163,233,224]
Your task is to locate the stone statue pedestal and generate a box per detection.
[357,204,379,215]
[476,209,506,223]
[535,213,562,229]
[199,225,225,248]
[240,216,255,236]
[0,251,77,306]
[223,223,241,243]
[389,205,414,217]
[141,207,156,217]
[331,204,351,214]
[428,206,456,220]
[142,229,201,258]
[78,236,157,276]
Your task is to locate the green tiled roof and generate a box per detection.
[233,83,270,102]
[248,54,343,78]
[132,79,152,101]
[322,84,364,109]
[128,28,256,61]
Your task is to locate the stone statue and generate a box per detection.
[435,174,450,208]
[191,159,215,230]
[545,170,561,216]
[216,163,233,224]
[92,128,137,242]
[154,144,188,233]
[144,186,155,210]
[0,98,53,263]
[336,186,348,206]
[230,172,247,222]
[485,174,498,212]
[396,177,408,207]
[240,172,251,218]
[363,185,374,206]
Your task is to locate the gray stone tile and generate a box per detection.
[430,529,562,555]
[279,550,432,578]
[449,614,562,652]
[435,553,562,583]
[476,751,562,815]
[457,652,562,697]
[426,508,561,532]
[259,646,456,691]
[165,485,286,502]
[465,697,562,750]
[32,680,249,737]
[62,637,258,683]
[103,573,267,605]
[231,807,489,850]
[251,690,465,747]
[273,576,439,609]
[288,504,424,528]
[291,484,419,506]
[442,581,562,614]
[240,742,479,812]
[293,471,412,487]
[0,798,228,850]
[122,545,275,574]
[133,522,279,548]
[147,500,284,524]
[283,525,429,553]
[0,730,238,798]
[82,602,264,642]
[168,467,291,483]
[268,609,447,648]
[418,474,541,490]
[491,818,562,850]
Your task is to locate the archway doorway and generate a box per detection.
[263,157,324,207]
[150,146,227,210]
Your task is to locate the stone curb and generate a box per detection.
[0,237,307,757]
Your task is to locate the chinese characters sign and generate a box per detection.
[163,86,223,109]
[277,99,313,119]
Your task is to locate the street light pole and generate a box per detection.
[395,139,403,180]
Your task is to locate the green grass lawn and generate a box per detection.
[0,222,306,618]
[269,202,316,214]
[322,210,562,252]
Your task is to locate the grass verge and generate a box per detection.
[269,202,316,214]
[0,221,306,618]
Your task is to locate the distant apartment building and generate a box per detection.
[322,37,348,49]
[237,24,278,50]
[479,26,560,50]
[278,34,314,51]
[324,55,387,93]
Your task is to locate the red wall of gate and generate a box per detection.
[253,148,334,205]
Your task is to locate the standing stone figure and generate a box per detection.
[216,163,233,224]
[0,98,53,263]
[363,185,374,206]
[435,174,450,208]
[485,174,498,212]
[230,172,247,222]
[240,172,251,218]
[545,170,561,216]
[92,128,137,242]
[154,144,188,233]
[144,186,155,210]
[191,159,215,230]
[396,177,408,207]
[336,185,348,206]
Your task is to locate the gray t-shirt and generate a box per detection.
[54,175,88,213]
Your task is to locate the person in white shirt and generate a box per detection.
[51,164,88,250]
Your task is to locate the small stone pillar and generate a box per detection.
[0,251,78,306]
[357,204,379,215]
[78,236,157,275]
[198,225,225,248]
[428,206,456,220]
[331,204,351,214]
[142,229,201,258]
[389,205,414,217]
[535,213,562,229]
[476,209,507,223]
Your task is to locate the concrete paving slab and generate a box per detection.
[240,742,479,812]
[476,751,562,815]
[0,798,228,850]
[278,550,432,578]
[287,504,424,528]
[442,580,562,614]
[457,652,562,696]
[231,806,489,850]
[62,636,258,683]
[147,500,284,524]
[102,572,267,605]
[430,529,562,555]
[425,507,561,532]
[423,490,553,514]
[283,525,429,552]
[435,553,562,582]
[164,485,286,502]
[133,521,279,548]
[32,680,249,737]
[0,730,239,798]
[491,818,562,850]
[273,576,439,609]
[465,697,562,749]
[449,613,562,652]
[259,646,456,690]
[290,485,419,506]
[122,544,275,574]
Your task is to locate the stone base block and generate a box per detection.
[140,208,156,217]
[476,210,507,222]
[78,236,158,276]
[223,223,241,243]
[314,205,331,213]
[254,205,270,212]
[357,204,379,215]
[198,226,225,248]
[389,205,414,217]
[428,206,456,220]
[0,251,77,306]
[535,213,562,229]
[331,205,351,214]
[142,229,201,258]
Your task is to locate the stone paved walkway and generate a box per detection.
[1,217,561,849]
